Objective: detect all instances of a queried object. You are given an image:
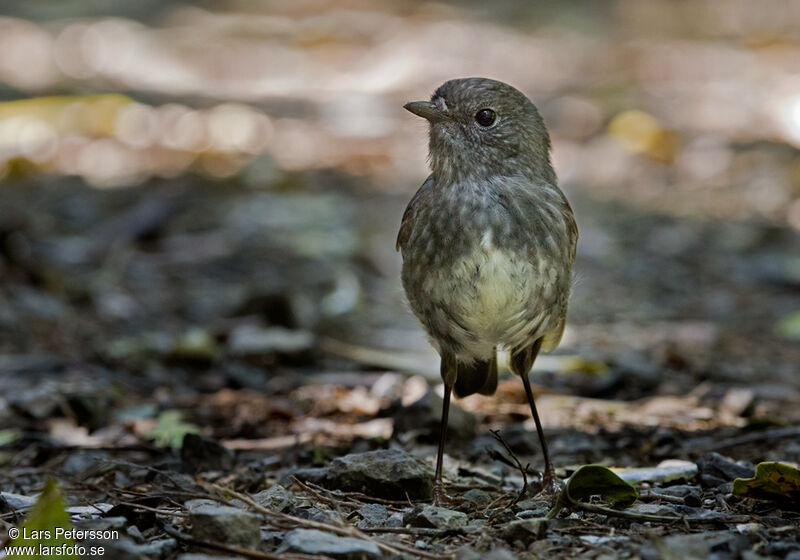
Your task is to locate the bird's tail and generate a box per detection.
[453,350,498,398]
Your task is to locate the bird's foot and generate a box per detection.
[432,483,455,507]
[536,470,563,501]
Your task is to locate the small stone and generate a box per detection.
[655,484,702,506]
[278,528,381,560]
[697,453,755,483]
[61,451,109,476]
[386,511,404,527]
[502,518,549,543]
[190,505,261,549]
[227,325,313,357]
[617,460,698,485]
[99,537,177,560]
[404,504,468,530]
[513,499,550,518]
[295,506,337,524]
[461,489,491,508]
[0,492,37,511]
[181,433,235,473]
[253,484,295,513]
[627,502,678,517]
[640,530,750,560]
[356,503,388,528]
[323,448,434,500]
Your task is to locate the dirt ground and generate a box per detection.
[0,1,799,559]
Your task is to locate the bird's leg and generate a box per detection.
[433,382,451,506]
[511,338,560,497]
[520,371,559,496]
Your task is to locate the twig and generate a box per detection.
[204,482,454,560]
[291,477,360,509]
[489,430,529,505]
[302,480,422,507]
[636,490,686,505]
[572,501,750,524]
[117,501,188,517]
[361,527,465,536]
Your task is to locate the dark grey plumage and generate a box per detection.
[399,77,578,501]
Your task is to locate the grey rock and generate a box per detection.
[181,433,235,473]
[324,448,434,500]
[461,488,491,508]
[502,518,549,543]
[0,492,37,511]
[253,484,295,513]
[404,504,468,530]
[487,547,522,560]
[278,528,381,560]
[287,466,328,486]
[514,499,550,518]
[627,502,679,517]
[617,461,698,484]
[640,530,750,560]
[456,547,518,560]
[386,511,405,527]
[189,505,261,549]
[655,484,702,506]
[227,325,313,357]
[394,390,476,441]
[125,525,144,543]
[697,453,755,483]
[356,503,388,528]
[94,537,176,560]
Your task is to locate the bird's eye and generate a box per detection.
[474,108,496,127]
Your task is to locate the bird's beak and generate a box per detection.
[403,101,444,122]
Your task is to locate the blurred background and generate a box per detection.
[0,0,798,453]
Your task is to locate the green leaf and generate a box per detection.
[7,479,77,560]
[565,464,639,507]
[775,312,800,340]
[732,461,800,503]
[146,410,201,449]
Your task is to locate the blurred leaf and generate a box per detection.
[0,94,133,136]
[608,109,677,162]
[7,479,77,560]
[775,312,800,340]
[169,328,219,362]
[146,411,201,449]
[733,461,800,503]
[566,464,638,507]
[0,428,21,446]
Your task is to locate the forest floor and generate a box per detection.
[1,1,800,558]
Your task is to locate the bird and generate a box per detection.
[397,77,578,504]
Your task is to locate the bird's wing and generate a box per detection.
[396,174,435,252]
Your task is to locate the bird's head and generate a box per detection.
[404,77,554,184]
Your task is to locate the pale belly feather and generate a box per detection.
[421,234,560,360]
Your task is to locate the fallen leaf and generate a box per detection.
[145,411,201,449]
[7,479,77,560]
[566,464,639,507]
[732,461,800,503]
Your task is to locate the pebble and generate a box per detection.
[278,528,381,560]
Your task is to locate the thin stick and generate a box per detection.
[573,501,751,524]
[490,429,528,504]
[116,501,188,517]
[205,483,454,560]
